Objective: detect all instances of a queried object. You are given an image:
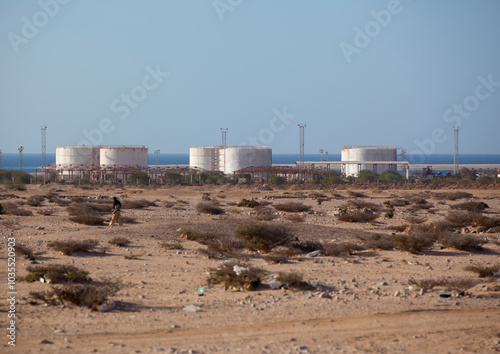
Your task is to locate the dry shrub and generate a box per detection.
[164,201,175,208]
[207,263,265,291]
[445,211,498,228]
[123,199,157,209]
[119,215,137,224]
[205,236,244,258]
[275,272,312,290]
[347,191,367,198]
[24,264,90,283]
[2,203,32,216]
[273,202,311,213]
[53,198,71,206]
[30,279,121,310]
[236,198,260,208]
[160,241,184,250]
[309,192,327,199]
[196,202,224,215]
[404,215,427,225]
[263,253,291,264]
[464,263,500,277]
[337,211,380,223]
[408,278,478,291]
[388,224,409,232]
[433,191,473,201]
[356,233,394,250]
[407,204,433,213]
[391,199,410,207]
[234,221,293,253]
[71,196,87,203]
[254,207,277,221]
[26,195,45,207]
[48,239,99,255]
[437,233,487,251]
[391,231,434,254]
[290,240,323,253]
[322,242,365,256]
[418,221,460,239]
[66,203,106,225]
[450,201,489,212]
[407,196,429,205]
[37,208,56,216]
[108,237,131,247]
[16,244,35,259]
[285,214,305,223]
[346,199,381,211]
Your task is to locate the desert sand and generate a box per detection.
[1,183,500,353]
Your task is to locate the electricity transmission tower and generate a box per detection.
[41,125,47,166]
[18,146,24,171]
[298,124,306,167]
[453,126,459,174]
[220,128,228,147]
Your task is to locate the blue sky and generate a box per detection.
[1,0,499,158]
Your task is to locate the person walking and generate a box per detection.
[109,197,123,228]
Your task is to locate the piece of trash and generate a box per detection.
[224,260,238,263]
[233,265,249,276]
[439,293,451,298]
[305,250,320,258]
[183,305,202,312]
[194,286,205,294]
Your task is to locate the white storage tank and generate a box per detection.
[100,146,148,169]
[220,146,272,175]
[341,146,397,177]
[55,146,100,170]
[189,146,220,171]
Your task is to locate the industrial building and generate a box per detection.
[189,146,272,174]
[341,146,398,177]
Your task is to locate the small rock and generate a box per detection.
[40,339,53,344]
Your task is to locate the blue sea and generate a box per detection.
[1,153,500,173]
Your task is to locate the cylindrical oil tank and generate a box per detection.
[100,146,148,169]
[189,146,220,171]
[55,146,100,170]
[341,146,397,177]
[220,146,272,175]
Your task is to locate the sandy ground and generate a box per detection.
[1,183,500,353]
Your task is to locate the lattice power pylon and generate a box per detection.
[41,125,47,166]
[453,126,459,174]
[220,128,228,147]
[298,124,306,167]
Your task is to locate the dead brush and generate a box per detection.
[432,191,473,201]
[285,214,305,223]
[391,230,434,254]
[346,199,381,211]
[15,244,35,259]
[437,233,487,251]
[445,211,498,228]
[2,202,32,216]
[275,272,313,290]
[48,239,99,255]
[196,202,224,215]
[322,242,365,256]
[204,237,244,258]
[290,240,323,253]
[29,278,122,310]
[273,202,311,213]
[464,263,500,277]
[36,208,56,216]
[347,191,367,198]
[207,263,266,291]
[406,204,433,213]
[391,199,410,207]
[404,215,427,225]
[24,264,90,283]
[26,195,45,207]
[408,278,478,291]
[337,211,380,223]
[388,224,409,233]
[123,199,157,209]
[160,240,184,250]
[450,201,489,212]
[254,207,277,221]
[108,237,131,247]
[234,221,293,253]
[263,253,291,264]
[67,203,105,225]
[236,198,260,208]
[355,233,395,250]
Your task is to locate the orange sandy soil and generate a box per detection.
[1,183,500,353]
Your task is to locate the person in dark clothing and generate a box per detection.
[109,197,123,228]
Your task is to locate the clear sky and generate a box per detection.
[1,0,499,158]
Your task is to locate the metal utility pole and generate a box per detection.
[453,126,459,174]
[220,128,228,147]
[18,146,24,171]
[298,124,306,167]
[154,149,160,167]
[41,125,47,166]
[319,149,324,161]
[325,151,329,161]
